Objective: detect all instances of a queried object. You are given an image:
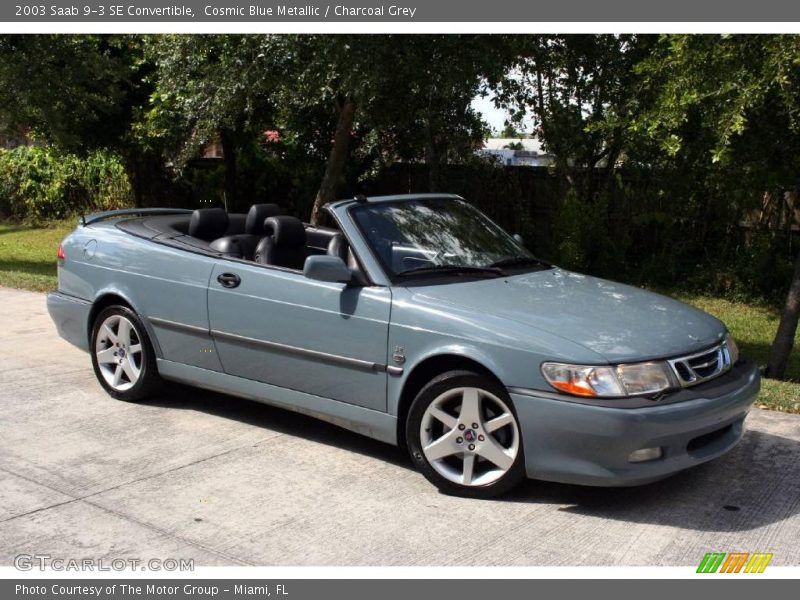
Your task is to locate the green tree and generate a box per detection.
[0,35,169,208]
[0,35,133,150]
[500,123,523,138]
[491,35,654,272]
[147,35,511,222]
[268,35,513,221]
[631,34,800,379]
[144,34,284,210]
[363,35,506,192]
[497,35,653,202]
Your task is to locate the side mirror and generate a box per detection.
[513,233,525,245]
[303,255,352,283]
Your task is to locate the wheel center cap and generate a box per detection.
[118,348,126,358]
[464,429,476,442]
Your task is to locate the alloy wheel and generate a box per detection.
[94,314,143,391]
[419,387,520,486]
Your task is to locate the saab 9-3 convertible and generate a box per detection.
[48,194,759,497]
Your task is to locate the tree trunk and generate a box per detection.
[765,245,800,379]
[424,83,440,193]
[129,159,144,209]
[220,129,237,212]
[310,96,356,226]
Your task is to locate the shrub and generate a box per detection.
[0,145,132,222]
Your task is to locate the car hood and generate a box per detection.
[409,268,726,363]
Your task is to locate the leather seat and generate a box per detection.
[327,233,349,261]
[189,208,229,241]
[327,233,361,272]
[254,216,309,270]
[246,203,281,236]
[209,204,282,260]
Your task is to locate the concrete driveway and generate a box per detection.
[1,286,799,566]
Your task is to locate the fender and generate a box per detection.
[387,342,508,417]
[90,286,165,359]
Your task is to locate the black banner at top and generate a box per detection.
[3,0,800,22]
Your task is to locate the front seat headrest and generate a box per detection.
[265,216,306,247]
[189,208,229,240]
[327,233,349,261]
[245,203,281,235]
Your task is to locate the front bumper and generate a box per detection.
[510,360,760,486]
[47,291,92,352]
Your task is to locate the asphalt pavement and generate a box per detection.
[1,286,798,566]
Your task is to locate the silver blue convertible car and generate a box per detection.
[48,194,760,497]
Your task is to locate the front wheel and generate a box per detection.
[406,370,526,498]
[90,305,162,401]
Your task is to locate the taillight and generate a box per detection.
[57,244,65,261]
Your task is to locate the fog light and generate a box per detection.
[628,447,663,463]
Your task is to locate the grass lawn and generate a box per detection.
[0,219,75,292]
[675,294,800,414]
[0,219,797,413]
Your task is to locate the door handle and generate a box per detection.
[217,272,241,288]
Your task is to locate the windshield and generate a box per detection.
[351,197,540,279]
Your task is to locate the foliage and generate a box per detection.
[1,35,799,298]
[0,35,141,152]
[0,146,132,222]
[498,36,653,181]
[357,36,504,184]
[144,35,510,216]
[490,35,659,277]
[626,34,800,379]
[632,36,800,167]
[143,35,281,163]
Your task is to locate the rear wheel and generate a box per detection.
[406,370,525,498]
[90,305,162,401]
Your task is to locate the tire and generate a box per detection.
[406,370,526,498]
[90,305,162,402]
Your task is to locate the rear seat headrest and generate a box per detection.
[189,207,229,240]
[265,216,306,247]
[246,203,281,235]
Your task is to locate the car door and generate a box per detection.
[207,261,392,412]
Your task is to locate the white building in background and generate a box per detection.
[478,137,554,167]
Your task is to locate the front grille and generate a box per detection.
[667,341,733,387]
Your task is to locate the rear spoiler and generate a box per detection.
[80,208,192,227]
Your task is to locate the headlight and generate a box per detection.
[724,333,739,364]
[542,361,673,398]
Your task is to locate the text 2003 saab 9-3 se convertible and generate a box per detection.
[48,194,760,497]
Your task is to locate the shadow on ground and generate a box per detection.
[506,428,800,533]
[146,382,410,468]
[145,382,800,534]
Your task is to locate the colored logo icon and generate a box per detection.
[697,552,773,573]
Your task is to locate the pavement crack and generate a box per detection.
[81,498,254,566]
[0,438,276,566]
[0,497,80,524]
[0,460,256,566]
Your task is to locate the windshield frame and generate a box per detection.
[347,196,544,285]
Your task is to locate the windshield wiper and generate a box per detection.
[489,256,551,270]
[396,264,504,278]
